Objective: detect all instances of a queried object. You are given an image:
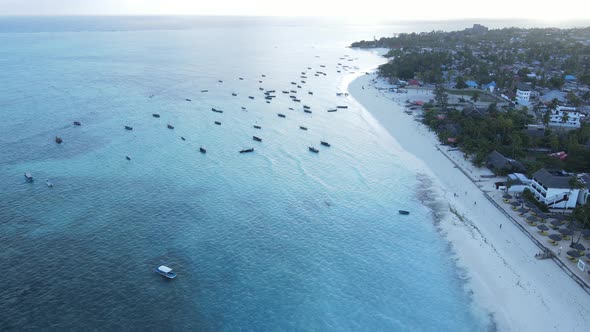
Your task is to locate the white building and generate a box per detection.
[516,83,532,106]
[547,106,584,129]
[528,169,589,209]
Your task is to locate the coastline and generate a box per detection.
[348,73,590,331]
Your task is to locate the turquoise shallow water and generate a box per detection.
[0,17,489,330]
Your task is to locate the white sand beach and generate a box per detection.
[348,73,590,331]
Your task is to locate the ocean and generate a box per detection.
[0,16,490,330]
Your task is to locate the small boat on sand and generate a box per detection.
[299,126,308,130]
[212,108,223,113]
[73,121,81,126]
[167,124,174,129]
[240,148,254,153]
[232,93,237,96]
[337,105,348,109]
[125,126,133,130]
[126,156,131,160]
[320,141,330,147]
[186,98,192,101]
[152,114,160,118]
[200,147,206,153]
[308,147,319,153]
[253,125,261,129]
[398,210,410,215]
[249,96,255,99]
[214,121,221,125]
[253,136,262,142]
[45,179,53,187]
[278,113,286,118]
[327,109,337,112]
[155,265,177,279]
[201,90,208,93]
[304,110,312,114]
[180,137,186,141]
[24,172,33,182]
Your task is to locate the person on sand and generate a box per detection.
[558,246,563,256]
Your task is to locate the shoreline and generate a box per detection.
[348,72,590,331]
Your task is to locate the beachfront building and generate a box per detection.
[547,106,584,128]
[516,83,532,105]
[528,169,590,209]
[486,150,526,174]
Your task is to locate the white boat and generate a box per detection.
[155,265,177,279]
[45,179,53,187]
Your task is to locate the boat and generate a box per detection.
[200,147,206,153]
[259,87,264,91]
[278,113,286,118]
[320,141,330,147]
[212,108,223,113]
[261,74,266,77]
[304,110,312,114]
[308,91,313,95]
[290,90,297,93]
[201,90,208,93]
[299,126,308,130]
[294,99,301,102]
[181,137,186,141]
[398,210,410,215]
[232,93,237,96]
[73,121,81,126]
[24,172,33,181]
[214,121,221,125]
[308,146,319,153]
[55,136,63,144]
[266,101,270,104]
[282,90,289,94]
[45,179,53,187]
[337,105,348,109]
[291,82,297,85]
[239,77,244,80]
[303,105,310,109]
[218,80,223,83]
[259,80,263,83]
[301,80,306,83]
[297,85,302,88]
[125,126,133,130]
[186,98,192,101]
[253,125,261,129]
[253,136,262,142]
[249,96,254,99]
[152,113,160,118]
[167,124,174,129]
[288,107,294,110]
[155,265,177,279]
[241,107,246,110]
[320,65,326,68]
[239,148,254,153]
[327,109,337,112]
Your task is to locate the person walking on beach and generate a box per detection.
[558,246,563,256]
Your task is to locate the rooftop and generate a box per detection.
[532,169,574,189]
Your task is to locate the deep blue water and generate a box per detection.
[0,17,490,330]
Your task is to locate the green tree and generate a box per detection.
[455,76,468,89]
[434,84,449,111]
[471,92,480,103]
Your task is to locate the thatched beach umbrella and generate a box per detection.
[548,234,562,242]
[537,224,549,231]
[510,201,521,207]
[570,243,586,251]
[550,220,564,228]
[553,214,566,221]
[525,202,536,209]
[516,207,528,214]
[558,228,573,236]
[566,250,582,258]
[503,194,513,199]
[536,212,548,220]
[526,215,539,223]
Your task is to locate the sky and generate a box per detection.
[0,0,587,22]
